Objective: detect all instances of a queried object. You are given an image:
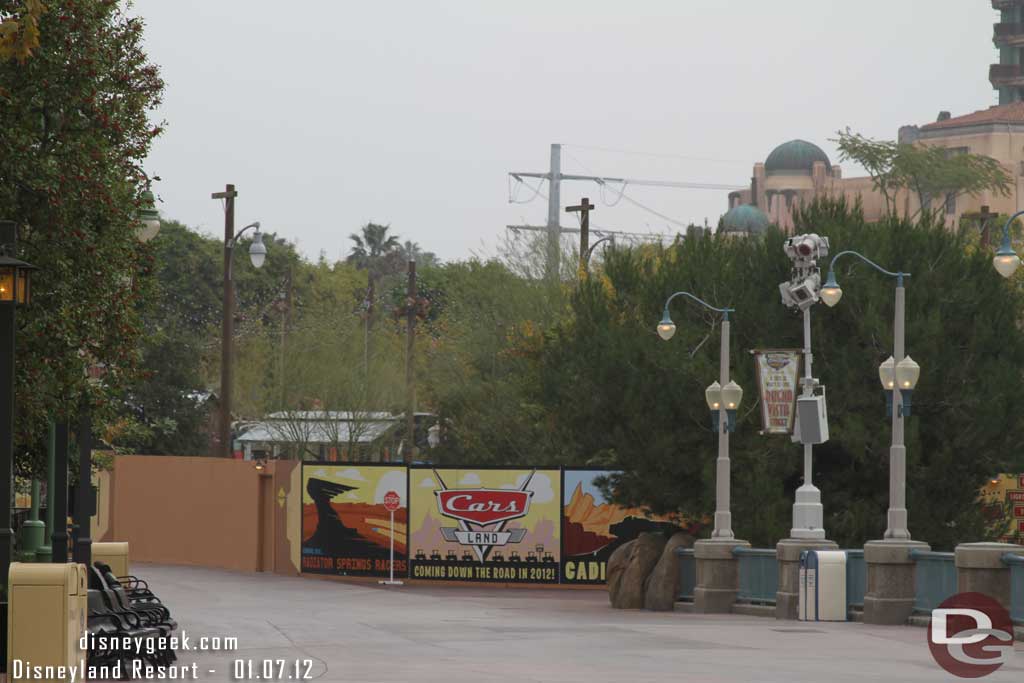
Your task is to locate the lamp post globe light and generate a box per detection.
[991,209,1024,278]
[136,190,162,243]
[657,292,741,540]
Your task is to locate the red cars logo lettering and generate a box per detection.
[436,490,532,525]
[431,470,536,562]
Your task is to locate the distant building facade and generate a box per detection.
[990,0,1024,104]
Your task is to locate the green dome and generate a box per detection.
[764,139,830,175]
[721,204,770,235]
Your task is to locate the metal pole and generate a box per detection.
[217,184,237,458]
[712,316,734,539]
[389,509,395,583]
[37,421,55,561]
[51,422,69,563]
[802,308,813,490]
[885,277,910,540]
[0,298,14,591]
[545,143,561,281]
[405,260,416,463]
[72,404,92,567]
[579,198,590,278]
[790,306,825,539]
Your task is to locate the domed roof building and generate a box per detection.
[764,140,831,176]
[720,204,770,236]
[725,138,852,233]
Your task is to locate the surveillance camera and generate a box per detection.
[779,272,821,311]
[784,233,829,266]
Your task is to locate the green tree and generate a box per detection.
[834,129,1011,220]
[497,200,1024,549]
[0,0,164,474]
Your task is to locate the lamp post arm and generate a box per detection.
[827,250,909,286]
[998,209,1024,250]
[662,290,734,321]
[584,236,614,264]
[226,221,261,281]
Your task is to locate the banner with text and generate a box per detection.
[408,468,561,584]
[561,469,689,585]
[301,464,407,577]
[753,349,802,435]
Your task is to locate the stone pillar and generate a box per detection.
[955,542,1024,610]
[694,538,749,614]
[775,538,838,620]
[863,539,929,625]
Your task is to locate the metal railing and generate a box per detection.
[910,549,957,613]
[844,549,866,609]
[675,547,696,601]
[1004,552,1024,625]
[733,547,777,604]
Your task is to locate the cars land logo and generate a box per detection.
[927,592,1014,678]
[432,470,536,562]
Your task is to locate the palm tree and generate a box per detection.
[398,239,439,269]
[347,223,401,382]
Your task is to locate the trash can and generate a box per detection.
[798,550,847,621]
[92,541,130,578]
[7,563,88,676]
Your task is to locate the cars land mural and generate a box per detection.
[980,473,1024,543]
[301,465,408,578]
[408,468,561,584]
[562,469,692,585]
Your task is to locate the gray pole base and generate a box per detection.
[693,538,749,614]
[955,542,1024,610]
[862,539,929,625]
[775,538,838,620]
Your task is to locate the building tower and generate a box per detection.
[991,0,1024,104]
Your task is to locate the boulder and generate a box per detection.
[606,539,635,606]
[609,533,667,609]
[644,531,694,611]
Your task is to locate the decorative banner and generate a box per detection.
[300,464,407,578]
[752,349,802,434]
[979,474,1024,543]
[561,469,690,585]
[408,468,561,584]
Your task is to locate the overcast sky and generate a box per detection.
[134,0,998,263]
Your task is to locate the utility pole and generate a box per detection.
[212,183,237,458]
[508,144,742,280]
[404,260,416,463]
[979,204,995,247]
[280,265,292,409]
[545,144,562,281]
[566,197,595,278]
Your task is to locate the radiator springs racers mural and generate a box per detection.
[408,468,561,583]
[300,465,408,578]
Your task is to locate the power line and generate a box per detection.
[564,142,750,165]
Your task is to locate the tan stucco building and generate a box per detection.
[723,104,1024,235]
[721,0,1024,235]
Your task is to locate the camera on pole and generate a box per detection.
[779,233,830,311]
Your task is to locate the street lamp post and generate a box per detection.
[657,292,741,539]
[820,251,920,540]
[0,221,37,591]
[658,291,748,614]
[820,251,926,625]
[211,184,267,458]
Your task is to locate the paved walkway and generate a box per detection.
[130,564,1023,683]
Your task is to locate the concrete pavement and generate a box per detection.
[128,564,1023,683]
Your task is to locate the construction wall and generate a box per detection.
[101,455,299,574]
